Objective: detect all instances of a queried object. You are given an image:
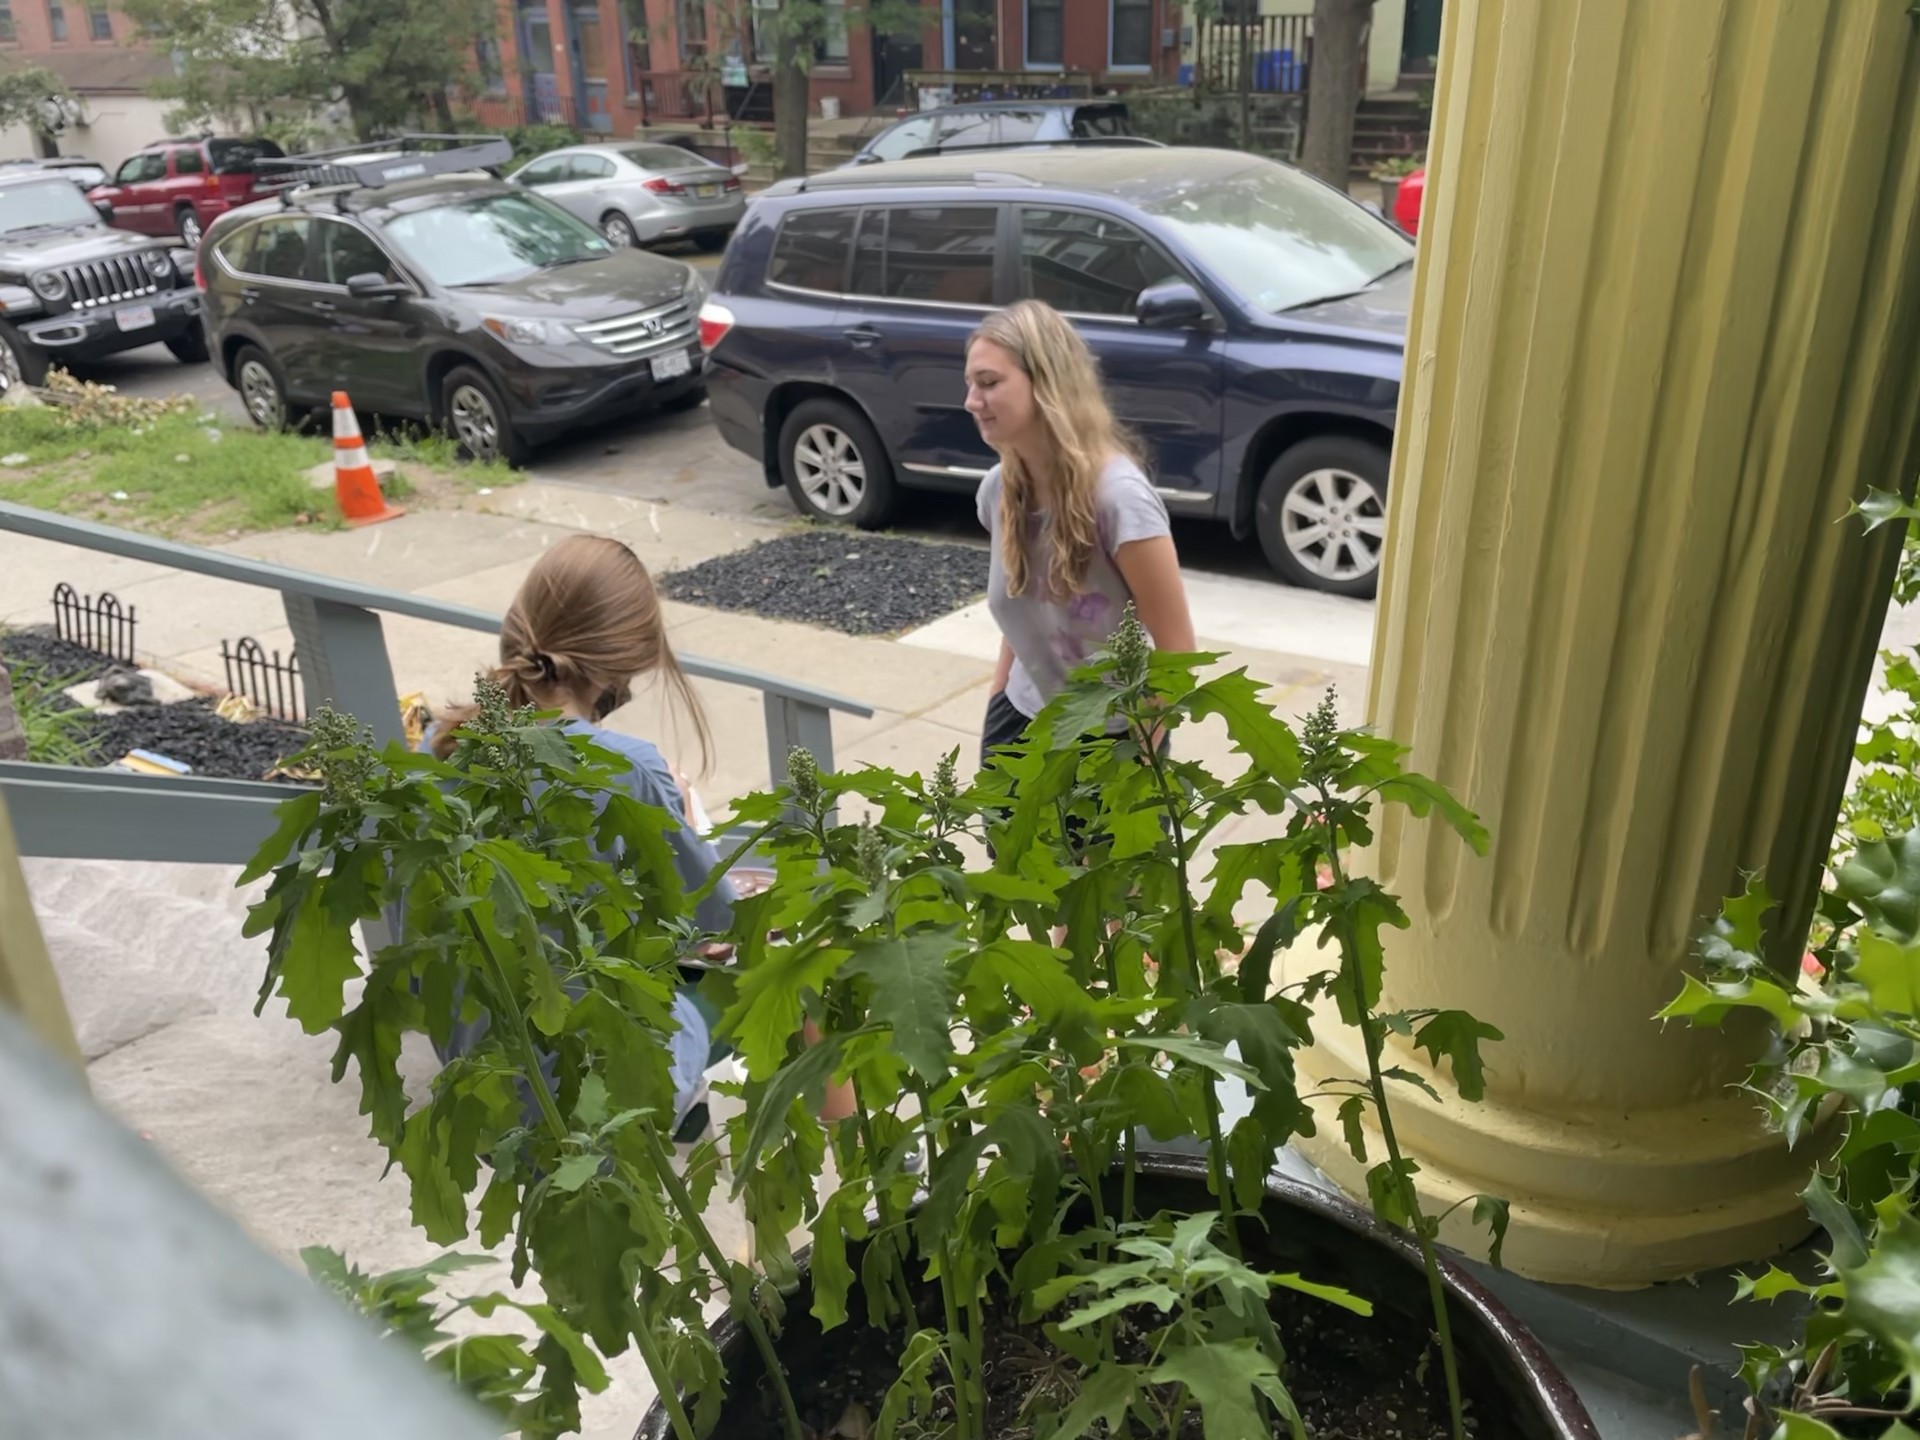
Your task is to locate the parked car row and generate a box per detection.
[24,111,1417,595]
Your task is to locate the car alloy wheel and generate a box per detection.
[238,358,282,428]
[1279,466,1387,584]
[792,422,866,517]
[602,213,636,248]
[449,382,503,462]
[0,334,23,390]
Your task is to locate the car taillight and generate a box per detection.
[723,175,741,192]
[698,300,734,351]
[643,177,686,196]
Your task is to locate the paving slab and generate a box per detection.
[0,532,179,630]
[218,510,578,594]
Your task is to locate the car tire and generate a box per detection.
[165,324,209,365]
[232,344,289,431]
[694,230,729,254]
[600,211,637,249]
[0,322,49,391]
[778,396,896,528]
[441,365,528,467]
[175,206,203,249]
[1254,435,1391,598]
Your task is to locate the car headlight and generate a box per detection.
[481,315,572,345]
[30,270,67,302]
[144,250,174,280]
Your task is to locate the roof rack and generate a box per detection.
[257,134,512,198]
[902,136,1164,160]
[792,166,1047,193]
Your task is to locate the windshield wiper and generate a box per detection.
[1281,258,1414,312]
[1,221,80,237]
[1367,256,1414,284]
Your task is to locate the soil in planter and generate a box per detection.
[719,1276,1504,1440]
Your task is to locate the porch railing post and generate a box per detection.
[281,595,404,747]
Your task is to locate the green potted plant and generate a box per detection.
[1661,492,1920,1440]
[1370,154,1424,218]
[250,617,1595,1439]
[639,612,1588,1439]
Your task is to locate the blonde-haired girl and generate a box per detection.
[966,299,1196,760]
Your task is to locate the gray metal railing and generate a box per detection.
[0,500,872,866]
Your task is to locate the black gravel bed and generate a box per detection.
[77,699,310,783]
[0,626,119,683]
[661,531,989,636]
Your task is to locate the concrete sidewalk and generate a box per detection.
[10,482,1373,1439]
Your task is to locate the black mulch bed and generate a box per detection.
[660,531,990,636]
[4,626,310,782]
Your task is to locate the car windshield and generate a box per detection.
[620,145,706,172]
[209,138,285,174]
[379,192,612,285]
[0,178,98,233]
[1142,162,1413,314]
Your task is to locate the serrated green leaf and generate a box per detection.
[876,1328,944,1440]
[1049,1362,1145,1439]
[1152,1338,1285,1440]
[1268,1271,1372,1315]
[1185,670,1302,783]
[548,1152,605,1194]
[272,879,361,1035]
[1411,1010,1503,1102]
[1118,1032,1263,1087]
[241,790,322,885]
[528,1183,640,1356]
[396,1105,469,1245]
[968,938,1097,1029]
[1365,1157,1418,1229]
[735,1036,845,1185]
[720,938,851,1080]
[809,1183,871,1331]
[1060,1283,1182,1330]
[1337,1094,1369,1163]
[1374,773,1488,854]
[847,930,958,1081]
[1472,1194,1509,1268]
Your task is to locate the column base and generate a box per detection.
[1290,1013,1817,1288]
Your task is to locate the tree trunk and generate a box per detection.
[430,87,456,132]
[1300,0,1371,187]
[0,665,26,761]
[773,27,811,180]
[31,128,55,159]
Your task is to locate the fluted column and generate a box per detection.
[1289,0,1920,1285]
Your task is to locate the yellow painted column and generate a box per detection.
[0,795,83,1071]
[1290,0,1920,1285]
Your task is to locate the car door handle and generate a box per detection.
[843,325,881,348]
[310,299,337,313]
[240,287,260,304]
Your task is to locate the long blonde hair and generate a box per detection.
[433,534,711,771]
[970,300,1140,598]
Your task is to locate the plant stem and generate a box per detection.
[630,1313,700,1440]
[910,1078,982,1440]
[640,1120,808,1440]
[853,1081,920,1325]
[1321,810,1468,1440]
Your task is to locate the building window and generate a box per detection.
[677,0,707,62]
[574,3,604,79]
[45,0,64,41]
[815,0,847,63]
[1024,0,1062,67]
[1110,0,1150,67]
[0,4,15,40]
[85,0,107,38]
[622,0,650,85]
[476,32,506,92]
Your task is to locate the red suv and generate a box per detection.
[88,136,285,250]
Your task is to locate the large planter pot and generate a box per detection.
[1379,177,1402,218]
[638,1153,1598,1440]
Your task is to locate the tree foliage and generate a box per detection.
[122,0,496,141]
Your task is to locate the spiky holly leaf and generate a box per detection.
[1837,830,1920,943]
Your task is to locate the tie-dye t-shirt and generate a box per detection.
[977,455,1171,725]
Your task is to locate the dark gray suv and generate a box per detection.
[0,170,202,387]
[199,136,707,464]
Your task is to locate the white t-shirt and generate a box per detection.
[976,454,1172,721]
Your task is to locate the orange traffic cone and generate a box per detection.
[331,391,403,527]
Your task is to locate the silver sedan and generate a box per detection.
[511,142,746,251]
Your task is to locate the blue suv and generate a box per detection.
[699,147,1411,595]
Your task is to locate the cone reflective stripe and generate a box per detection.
[330,390,402,527]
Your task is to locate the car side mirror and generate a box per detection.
[1136,280,1206,330]
[345,272,410,299]
[93,198,113,222]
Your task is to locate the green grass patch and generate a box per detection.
[6,659,100,766]
[0,404,332,538]
[369,424,520,493]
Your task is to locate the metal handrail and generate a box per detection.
[0,500,871,865]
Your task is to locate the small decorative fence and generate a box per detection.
[634,70,722,126]
[51,583,136,666]
[1186,15,1313,94]
[221,637,304,724]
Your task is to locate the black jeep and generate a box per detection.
[0,170,204,387]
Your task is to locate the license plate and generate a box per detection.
[115,303,156,332]
[650,349,692,382]
[695,184,718,198]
